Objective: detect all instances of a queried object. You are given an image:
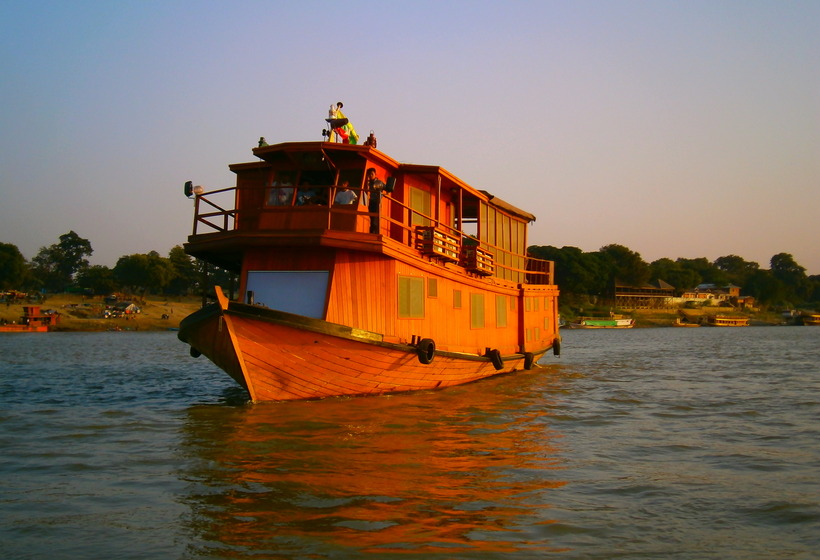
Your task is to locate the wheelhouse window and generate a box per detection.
[409,186,432,227]
[267,171,296,206]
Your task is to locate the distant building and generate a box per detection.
[612,279,676,309]
[679,284,755,309]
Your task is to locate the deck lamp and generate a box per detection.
[184,181,204,198]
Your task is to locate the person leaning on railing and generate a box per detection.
[365,168,385,233]
[333,180,358,205]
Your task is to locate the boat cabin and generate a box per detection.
[185,141,557,358]
[189,141,550,282]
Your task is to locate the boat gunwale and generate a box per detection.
[224,300,553,362]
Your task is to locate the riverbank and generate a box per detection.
[0,294,203,332]
[559,307,784,328]
[627,308,782,327]
[3,295,786,332]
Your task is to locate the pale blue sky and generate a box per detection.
[2,0,818,275]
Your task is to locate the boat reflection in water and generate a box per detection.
[179,376,568,557]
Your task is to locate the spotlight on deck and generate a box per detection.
[184,181,204,198]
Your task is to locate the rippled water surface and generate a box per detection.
[0,328,818,559]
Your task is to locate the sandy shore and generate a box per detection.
[0,294,205,332]
[2,294,782,332]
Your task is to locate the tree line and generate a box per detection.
[528,244,819,309]
[1,232,817,309]
[0,231,234,297]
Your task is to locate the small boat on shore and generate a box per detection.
[673,318,700,327]
[178,110,561,402]
[801,313,820,326]
[0,306,60,333]
[705,315,749,327]
[567,315,634,329]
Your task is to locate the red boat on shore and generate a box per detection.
[179,119,560,402]
[0,306,59,333]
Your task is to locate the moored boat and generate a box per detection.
[567,315,634,329]
[801,313,820,326]
[673,318,700,327]
[705,314,749,327]
[178,112,561,402]
[0,306,59,333]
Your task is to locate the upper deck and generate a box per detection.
[185,141,553,285]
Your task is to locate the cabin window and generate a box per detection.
[409,186,432,227]
[267,171,296,206]
[470,293,485,329]
[544,316,550,330]
[532,297,540,312]
[246,271,328,318]
[496,295,507,328]
[427,278,438,298]
[398,275,425,318]
[453,289,462,309]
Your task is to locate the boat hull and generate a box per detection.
[179,298,552,402]
[0,325,49,333]
[705,315,749,327]
[567,319,634,329]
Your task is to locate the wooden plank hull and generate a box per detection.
[0,325,49,333]
[179,300,551,402]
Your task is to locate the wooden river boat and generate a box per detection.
[178,122,561,402]
[567,316,634,329]
[705,314,750,327]
[0,306,59,333]
[801,313,820,326]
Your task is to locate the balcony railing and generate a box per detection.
[191,184,553,285]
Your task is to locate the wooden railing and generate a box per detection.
[192,187,236,234]
[191,185,553,285]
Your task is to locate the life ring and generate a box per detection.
[417,338,436,364]
[190,346,202,358]
[552,337,561,357]
[523,352,535,370]
[487,349,504,370]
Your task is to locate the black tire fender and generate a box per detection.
[417,338,436,364]
[487,349,504,370]
[553,337,561,357]
[523,352,535,370]
[190,346,202,358]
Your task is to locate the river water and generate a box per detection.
[0,327,817,559]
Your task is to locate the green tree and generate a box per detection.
[770,253,809,302]
[76,265,116,295]
[0,242,28,289]
[528,245,608,296]
[597,244,650,287]
[744,269,786,306]
[649,258,701,293]
[29,231,93,292]
[676,257,727,286]
[808,275,820,305]
[113,252,176,294]
[167,245,197,295]
[714,255,759,287]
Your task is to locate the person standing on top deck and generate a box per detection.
[365,168,385,234]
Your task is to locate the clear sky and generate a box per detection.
[2,1,818,275]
